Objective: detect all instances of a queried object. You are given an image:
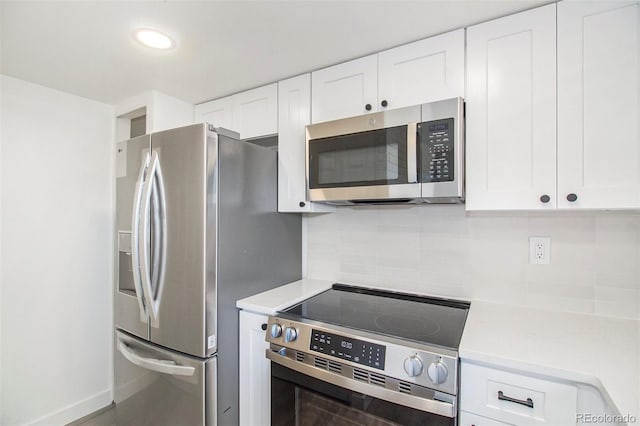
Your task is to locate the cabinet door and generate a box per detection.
[232,83,278,140]
[239,310,270,426]
[194,96,234,130]
[378,29,465,111]
[459,411,512,426]
[466,4,557,210]
[557,1,640,209]
[311,54,377,123]
[278,74,334,213]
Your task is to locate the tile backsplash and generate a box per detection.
[305,205,640,319]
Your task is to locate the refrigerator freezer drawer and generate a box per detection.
[114,330,216,426]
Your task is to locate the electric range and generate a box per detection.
[265,284,470,425]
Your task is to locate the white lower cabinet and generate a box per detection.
[459,411,512,426]
[460,362,578,426]
[239,310,270,426]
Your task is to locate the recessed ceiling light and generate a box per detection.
[133,28,175,50]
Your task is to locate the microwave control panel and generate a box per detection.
[420,118,454,183]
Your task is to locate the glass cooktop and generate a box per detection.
[282,284,470,350]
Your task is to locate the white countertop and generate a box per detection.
[237,280,639,421]
[459,301,640,422]
[236,278,332,315]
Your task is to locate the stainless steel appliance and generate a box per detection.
[265,284,470,425]
[114,123,302,426]
[306,97,464,205]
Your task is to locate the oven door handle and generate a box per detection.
[266,349,456,418]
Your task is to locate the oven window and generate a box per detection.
[308,126,409,189]
[271,363,453,426]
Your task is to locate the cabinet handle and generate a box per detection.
[299,201,306,208]
[381,100,388,107]
[497,391,534,408]
[566,193,578,202]
[261,323,267,331]
[539,194,550,203]
[365,104,372,111]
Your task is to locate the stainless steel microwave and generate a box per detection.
[306,97,464,205]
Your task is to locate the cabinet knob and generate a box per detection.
[261,323,267,331]
[299,201,306,208]
[567,193,578,202]
[540,194,550,203]
[381,100,388,108]
[365,104,372,111]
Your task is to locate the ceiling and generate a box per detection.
[1,1,552,106]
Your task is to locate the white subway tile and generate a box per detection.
[306,206,640,320]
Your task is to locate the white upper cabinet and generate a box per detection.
[312,30,465,123]
[311,54,378,123]
[194,95,233,130]
[378,29,465,111]
[466,4,557,210]
[194,83,277,139]
[232,83,278,140]
[557,0,640,209]
[278,74,334,213]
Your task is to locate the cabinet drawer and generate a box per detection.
[460,411,513,426]
[460,362,577,426]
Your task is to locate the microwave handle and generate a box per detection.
[407,123,418,183]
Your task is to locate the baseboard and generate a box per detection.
[26,389,112,426]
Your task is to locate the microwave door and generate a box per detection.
[306,107,421,203]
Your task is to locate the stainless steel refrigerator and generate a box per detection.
[114,123,301,425]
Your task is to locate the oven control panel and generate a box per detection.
[265,315,459,395]
[310,329,386,370]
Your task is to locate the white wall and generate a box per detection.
[0,75,114,425]
[306,205,640,320]
[114,90,194,142]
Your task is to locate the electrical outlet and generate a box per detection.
[529,237,550,264]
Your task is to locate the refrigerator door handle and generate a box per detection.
[139,151,160,322]
[117,340,195,376]
[131,152,151,321]
[149,154,167,327]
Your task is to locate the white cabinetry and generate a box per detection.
[465,4,557,211]
[460,362,578,426]
[194,95,233,131]
[311,54,378,123]
[232,84,278,139]
[277,74,334,213]
[377,29,465,112]
[238,310,270,426]
[467,1,640,211]
[311,30,464,123]
[557,0,640,209]
[194,83,278,139]
[459,411,511,426]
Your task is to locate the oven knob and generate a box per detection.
[427,359,448,385]
[284,327,298,343]
[403,355,423,377]
[270,323,282,339]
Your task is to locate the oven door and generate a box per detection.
[268,351,456,426]
[306,106,421,203]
